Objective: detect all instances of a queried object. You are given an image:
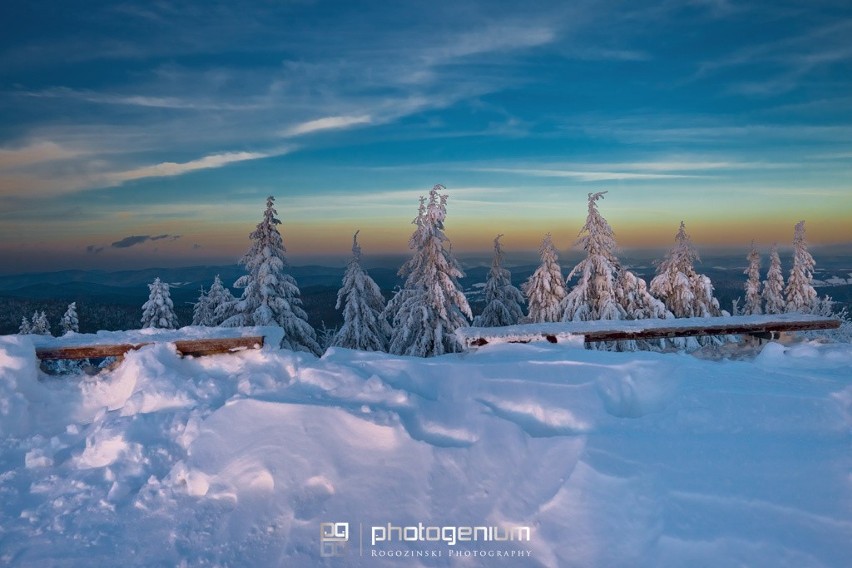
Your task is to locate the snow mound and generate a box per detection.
[1,335,850,566]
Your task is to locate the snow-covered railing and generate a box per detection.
[457,314,841,348]
[31,326,278,360]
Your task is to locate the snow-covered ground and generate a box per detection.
[1,332,851,567]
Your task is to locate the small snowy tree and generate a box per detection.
[473,234,525,327]
[386,185,472,357]
[763,245,786,315]
[141,277,179,329]
[743,243,763,315]
[332,230,390,352]
[31,311,51,335]
[222,196,321,355]
[207,275,236,326]
[18,316,31,334]
[650,221,721,318]
[191,287,214,326]
[560,192,626,322]
[616,270,669,321]
[60,302,80,334]
[784,220,818,313]
[522,233,567,323]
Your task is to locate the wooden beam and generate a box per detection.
[581,318,839,342]
[35,336,265,360]
[461,316,841,347]
[35,343,147,360]
[173,336,264,357]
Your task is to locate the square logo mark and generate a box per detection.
[320,522,349,557]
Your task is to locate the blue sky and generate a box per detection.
[0,0,850,272]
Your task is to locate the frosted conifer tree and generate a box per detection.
[207,275,236,326]
[650,221,721,318]
[560,192,626,322]
[31,311,51,335]
[333,231,390,351]
[473,234,525,327]
[191,287,214,326]
[616,270,669,320]
[222,196,320,355]
[743,243,763,315]
[60,302,80,334]
[784,220,818,313]
[763,245,785,315]
[522,233,567,323]
[141,277,179,329]
[18,316,31,334]
[386,185,472,357]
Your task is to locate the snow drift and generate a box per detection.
[1,332,851,567]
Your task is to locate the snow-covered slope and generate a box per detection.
[1,334,850,567]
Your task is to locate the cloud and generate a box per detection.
[23,87,265,111]
[86,245,104,254]
[280,115,372,137]
[104,151,283,184]
[0,142,82,169]
[111,234,181,248]
[471,167,700,182]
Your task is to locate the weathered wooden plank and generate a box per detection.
[173,336,264,357]
[35,343,148,360]
[35,336,265,360]
[463,316,841,347]
[582,318,839,342]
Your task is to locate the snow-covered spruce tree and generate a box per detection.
[141,277,179,329]
[207,275,236,326]
[18,316,31,334]
[784,220,818,313]
[473,234,525,327]
[60,302,79,334]
[560,191,626,322]
[332,230,390,352]
[222,196,321,355]
[31,311,51,335]
[386,185,472,357]
[743,242,763,315]
[522,233,567,323]
[616,269,669,321]
[763,245,786,315]
[650,221,721,318]
[191,287,214,326]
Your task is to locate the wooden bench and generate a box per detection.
[457,314,841,348]
[35,336,265,361]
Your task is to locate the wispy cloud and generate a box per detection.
[111,234,180,249]
[280,115,372,137]
[21,87,264,111]
[472,167,700,182]
[0,141,82,169]
[696,19,852,96]
[103,150,282,184]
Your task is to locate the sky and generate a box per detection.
[0,0,850,273]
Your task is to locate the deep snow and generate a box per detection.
[1,330,851,567]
